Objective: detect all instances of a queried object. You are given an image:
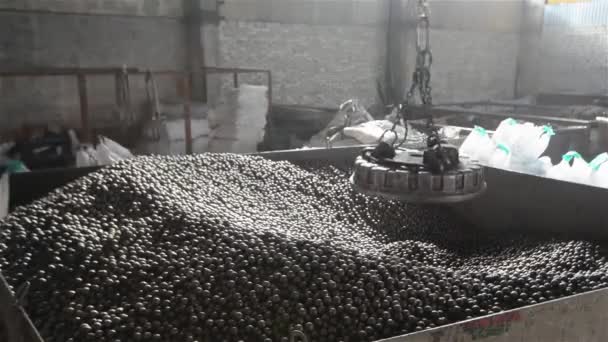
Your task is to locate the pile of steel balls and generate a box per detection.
[1,154,608,342]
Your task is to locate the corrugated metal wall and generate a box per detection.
[538,0,608,94]
[544,0,608,27]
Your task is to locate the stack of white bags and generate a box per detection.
[141,102,211,155]
[75,135,134,167]
[460,119,555,175]
[158,118,211,155]
[459,118,608,188]
[207,84,268,153]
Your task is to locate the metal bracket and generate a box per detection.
[14,281,30,307]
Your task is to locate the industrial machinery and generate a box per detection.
[350,0,487,204]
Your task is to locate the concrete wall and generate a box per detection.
[217,0,388,108]
[218,0,608,107]
[0,1,187,133]
[428,29,520,103]
[538,26,608,95]
[514,0,545,98]
[536,1,608,95]
[0,0,184,17]
[6,0,604,143]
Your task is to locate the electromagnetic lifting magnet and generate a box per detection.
[350,0,487,204]
[350,143,486,204]
[350,143,487,204]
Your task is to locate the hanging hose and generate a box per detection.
[144,71,162,141]
[116,66,133,124]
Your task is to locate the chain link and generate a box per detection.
[416,0,430,53]
[383,0,435,149]
[413,0,432,107]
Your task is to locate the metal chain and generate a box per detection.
[382,0,436,148]
[414,0,432,106]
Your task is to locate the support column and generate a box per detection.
[186,0,222,104]
[185,0,204,101]
[386,0,418,105]
[515,0,546,98]
[201,0,222,106]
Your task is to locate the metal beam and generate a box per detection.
[0,67,139,77]
[406,104,595,127]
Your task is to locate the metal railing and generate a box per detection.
[0,66,273,155]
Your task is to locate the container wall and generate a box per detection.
[0,173,8,219]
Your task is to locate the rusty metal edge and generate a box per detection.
[376,286,608,342]
[0,273,44,342]
[0,173,8,220]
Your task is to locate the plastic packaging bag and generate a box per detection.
[509,122,538,160]
[528,125,555,160]
[514,124,554,161]
[67,130,80,154]
[307,99,374,147]
[95,142,121,165]
[342,120,407,145]
[514,156,553,176]
[492,118,519,145]
[342,121,387,144]
[570,154,591,183]
[510,124,555,173]
[589,153,608,187]
[75,145,97,167]
[99,136,133,160]
[488,143,511,168]
[0,141,15,165]
[532,156,554,176]
[546,151,590,183]
[459,126,495,163]
[546,155,571,180]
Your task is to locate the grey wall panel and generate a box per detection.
[514,0,545,97]
[219,20,386,108]
[396,0,524,32]
[544,0,608,27]
[221,0,389,26]
[0,11,187,131]
[538,26,608,95]
[0,0,184,17]
[536,1,608,95]
[389,0,523,104]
